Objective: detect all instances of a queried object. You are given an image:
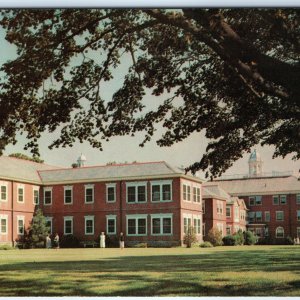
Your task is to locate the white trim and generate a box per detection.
[193,215,202,235]
[44,187,53,205]
[64,185,73,205]
[0,215,8,235]
[17,184,25,203]
[106,183,116,203]
[45,217,53,234]
[150,180,173,202]
[182,183,191,202]
[64,216,73,235]
[17,215,25,235]
[126,214,147,236]
[192,186,201,203]
[106,215,117,235]
[84,184,94,204]
[0,182,8,202]
[150,213,173,236]
[84,215,94,235]
[276,226,284,238]
[126,182,147,204]
[33,187,39,205]
[276,210,284,221]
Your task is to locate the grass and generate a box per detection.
[0,245,299,296]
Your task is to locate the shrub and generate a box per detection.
[0,244,16,250]
[206,228,223,246]
[183,226,198,248]
[234,230,245,245]
[60,235,80,248]
[244,231,258,245]
[199,241,213,248]
[222,235,236,246]
[133,243,148,248]
[285,236,294,245]
[104,235,119,248]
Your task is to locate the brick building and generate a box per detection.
[0,156,203,247]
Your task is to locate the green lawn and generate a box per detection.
[0,245,299,296]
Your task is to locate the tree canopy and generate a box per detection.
[0,9,299,177]
[9,152,44,163]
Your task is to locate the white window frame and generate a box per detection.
[17,184,25,203]
[106,183,116,203]
[226,206,231,217]
[84,215,94,235]
[273,195,279,205]
[183,184,191,202]
[276,211,284,221]
[44,187,53,205]
[64,186,73,205]
[0,215,8,235]
[45,217,53,234]
[126,182,147,204]
[64,216,73,235]
[217,201,224,215]
[150,180,172,202]
[193,215,201,235]
[84,184,94,204]
[193,186,201,203]
[17,215,25,235]
[126,214,147,236]
[183,213,192,234]
[33,187,39,205]
[226,225,232,235]
[276,226,284,238]
[280,195,287,205]
[150,213,173,236]
[0,182,8,202]
[106,215,117,235]
[249,196,255,206]
[256,211,262,222]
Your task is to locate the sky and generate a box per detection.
[0,12,298,179]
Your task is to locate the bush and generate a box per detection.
[222,235,236,246]
[0,244,16,250]
[234,230,245,245]
[104,235,119,248]
[285,236,294,245]
[60,235,80,248]
[183,226,198,248]
[199,241,213,248]
[133,243,148,248]
[244,231,258,245]
[206,228,223,246]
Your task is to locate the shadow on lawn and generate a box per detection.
[0,248,299,296]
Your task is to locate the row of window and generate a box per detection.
[248,211,300,222]
[44,214,175,237]
[183,215,202,235]
[0,215,25,235]
[226,206,246,221]
[182,184,201,203]
[248,227,294,238]
[249,194,300,206]
[0,183,39,204]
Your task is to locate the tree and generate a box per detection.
[0,9,299,177]
[28,208,50,248]
[183,226,198,248]
[9,153,44,163]
[206,228,223,246]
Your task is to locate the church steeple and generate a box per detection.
[248,149,263,177]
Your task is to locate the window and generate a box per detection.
[217,201,223,215]
[33,188,39,205]
[84,216,94,235]
[226,206,231,217]
[126,182,147,203]
[106,215,116,235]
[234,206,239,220]
[297,194,300,205]
[202,200,205,213]
[193,216,201,235]
[226,226,231,235]
[276,227,284,238]
[0,183,7,201]
[151,180,172,202]
[256,211,262,222]
[280,195,287,205]
[17,185,24,203]
[265,211,270,222]
[249,212,255,223]
[64,216,73,235]
[264,227,269,236]
[183,184,191,201]
[106,183,116,203]
[255,228,262,237]
[183,216,192,234]
[127,215,147,235]
[64,186,73,204]
[273,195,279,205]
[44,188,52,205]
[151,214,173,235]
[85,184,94,203]
[255,196,262,205]
[45,217,53,234]
[0,215,8,234]
[193,187,201,203]
[297,210,300,221]
[17,216,25,235]
[240,210,246,221]
[217,223,224,236]
[249,197,255,206]
[276,211,284,221]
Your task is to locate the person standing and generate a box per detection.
[119,232,124,249]
[100,232,106,248]
[46,234,52,249]
[53,233,60,249]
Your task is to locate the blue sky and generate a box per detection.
[0,14,298,177]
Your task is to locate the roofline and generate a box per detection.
[229,190,300,197]
[2,155,61,169]
[0,176,42,185]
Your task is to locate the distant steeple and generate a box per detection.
[77,153,86,167]
[248,149,263,177]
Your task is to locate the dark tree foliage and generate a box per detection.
[0,9,299,177]
[9,152,44,163]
